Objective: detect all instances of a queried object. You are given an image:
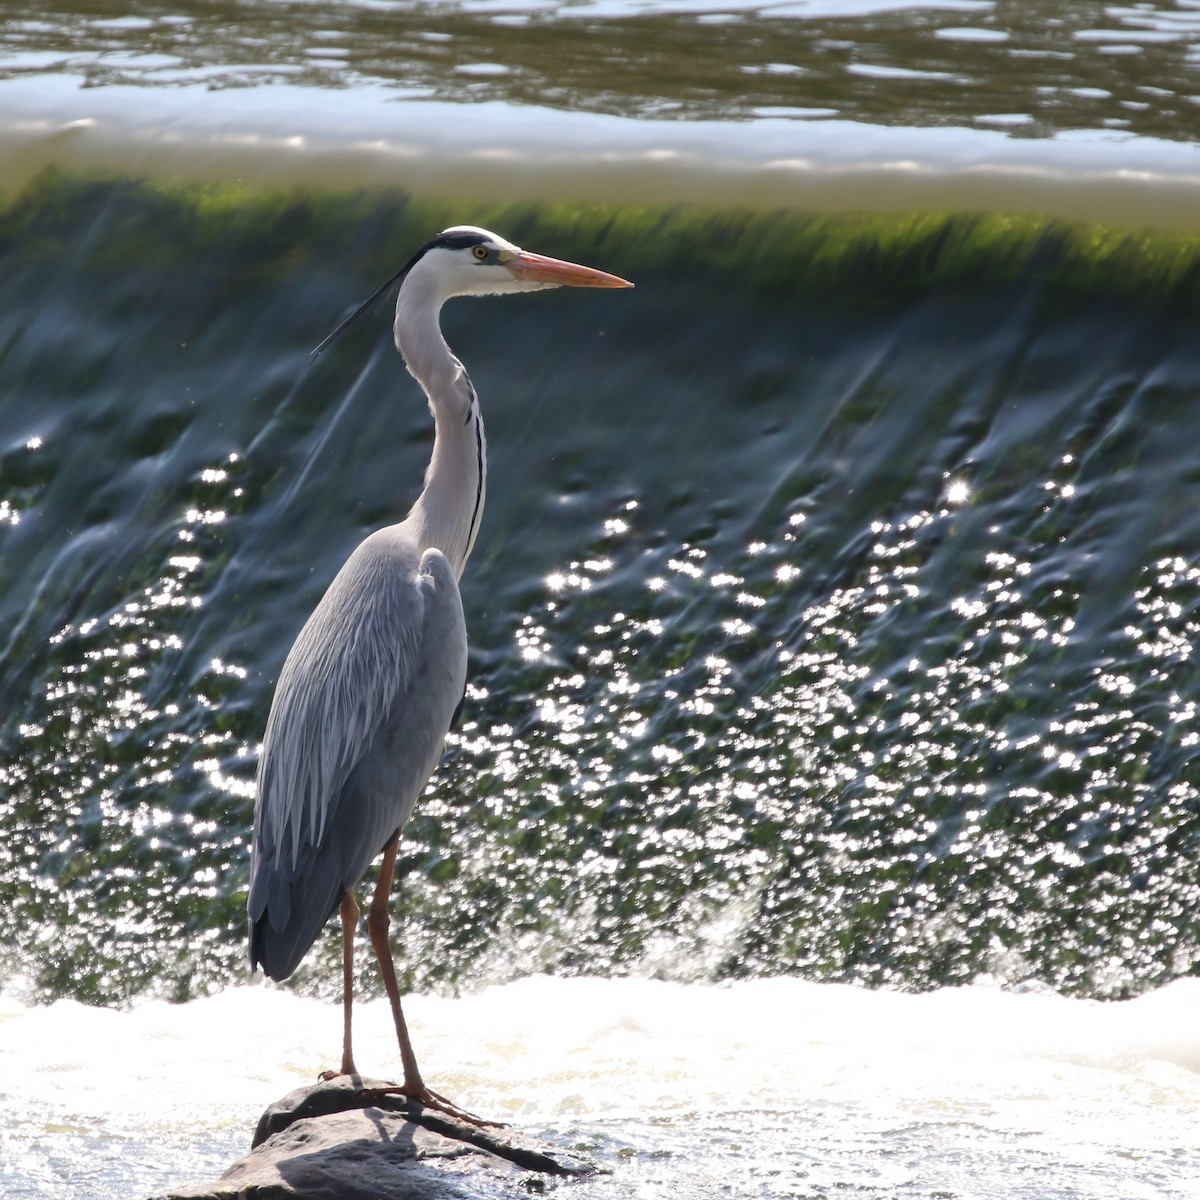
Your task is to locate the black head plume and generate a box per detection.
[310,230,490,358]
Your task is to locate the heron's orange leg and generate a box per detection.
[366,834,424,1092]
[366,834,502,1127]
[340,891,360,1077]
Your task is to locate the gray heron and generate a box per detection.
[247,226,633,1118]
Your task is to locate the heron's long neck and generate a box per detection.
[395,285,487,579]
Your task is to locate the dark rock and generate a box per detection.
[159,1075,595,1200]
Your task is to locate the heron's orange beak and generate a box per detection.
[507,251,634,289]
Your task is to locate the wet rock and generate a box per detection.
[159,1075,595,1200]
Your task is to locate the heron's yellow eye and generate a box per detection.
[472,245,488,261]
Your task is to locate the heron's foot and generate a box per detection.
[364,1082,506,1128]
[318,1065,362,1082]
[413,1083,507,1129]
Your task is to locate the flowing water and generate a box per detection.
[1,2,1199,1197]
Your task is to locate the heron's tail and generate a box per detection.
[247,857,344,981]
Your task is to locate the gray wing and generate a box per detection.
[247,525,466,981]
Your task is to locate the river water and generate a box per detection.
[1,2,1199,1197]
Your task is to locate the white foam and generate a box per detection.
[2,975,1199,1197]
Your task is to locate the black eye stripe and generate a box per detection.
[434,232,489,252]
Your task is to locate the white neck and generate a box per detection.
[393,271,487,579]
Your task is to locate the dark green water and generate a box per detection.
[1,172,1198,1007]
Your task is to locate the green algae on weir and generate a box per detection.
[1,169,1199,1008]
[6,169,1200,308]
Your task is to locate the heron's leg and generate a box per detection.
[340,891,360,1077]
[366,834,501,1126]
[366,833,425,1094]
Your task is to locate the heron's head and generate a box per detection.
[414,226,634,299]
[311,226,631,358]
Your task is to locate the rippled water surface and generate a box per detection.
[1,2,1200,1198]
[8,0,1200,140]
